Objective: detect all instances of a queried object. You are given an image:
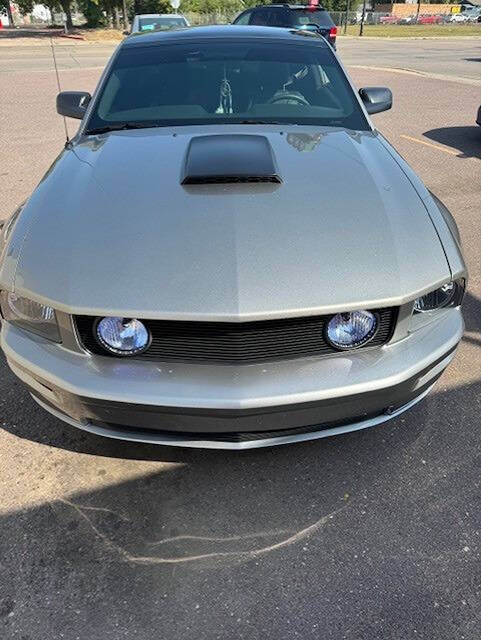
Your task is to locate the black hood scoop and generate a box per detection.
[181,134,282,185]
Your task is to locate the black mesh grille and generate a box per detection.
[74,308,397,364]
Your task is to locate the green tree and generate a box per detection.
[133,0,170,14]
[181,0,243,11]
[43,0,62,23]
[77,0,107,26]
[78,0,133,28]
[15,0,34,15]
[58,0,74,29]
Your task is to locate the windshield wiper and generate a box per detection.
[85,122,159,135]
[86,120,285,134]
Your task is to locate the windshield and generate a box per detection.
[138,17,186,31]
[86,41,369,132]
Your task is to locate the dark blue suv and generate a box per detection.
[233,4,337,49]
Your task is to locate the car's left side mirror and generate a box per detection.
[359,87,392,115]
[56,91,91,120]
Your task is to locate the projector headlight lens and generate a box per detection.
[414,280,464,313]
[96,317,151,356]
[326,310,378,350]
[0,291,60,341]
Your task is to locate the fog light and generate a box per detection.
[96,317,150,355]
[326,310,378,350]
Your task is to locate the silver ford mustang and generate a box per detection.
[0,26,466,449]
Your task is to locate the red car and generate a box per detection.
[379,15,399,24]
[416,14,442,24]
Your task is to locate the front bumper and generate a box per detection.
[1,309,463,449]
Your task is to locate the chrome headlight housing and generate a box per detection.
[0,292,60,341]
[414,279,465,313]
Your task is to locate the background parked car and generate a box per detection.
[233,4,337,48]
[379,14,399,24]
[398,14,416,24]
[416,14,443,24]
[130,13,189,34]
[0,8,10,25]
[463,7,481,22]
[449,11,470,22]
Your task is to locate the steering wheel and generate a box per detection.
[267,91,310,106]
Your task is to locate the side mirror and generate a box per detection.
[359,87,392,115]
[56,91,91,120]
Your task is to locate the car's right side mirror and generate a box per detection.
[56,91,91,120]
[359,87,393,115]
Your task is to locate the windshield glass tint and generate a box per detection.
[87,41,368,131]
[138,17,185,31]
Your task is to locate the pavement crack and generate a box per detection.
[60,498,347,567]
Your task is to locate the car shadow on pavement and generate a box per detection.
[423,126,481,160]
[460,290,481,349]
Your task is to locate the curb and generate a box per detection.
[59,34,86,40]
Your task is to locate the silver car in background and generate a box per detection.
[0,27,466,449]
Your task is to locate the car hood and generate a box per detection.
[11,126,450,320]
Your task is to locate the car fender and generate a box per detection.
[377,134,467,282]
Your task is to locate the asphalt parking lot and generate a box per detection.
[1,38,480,640]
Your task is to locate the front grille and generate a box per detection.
[74,308,397,364]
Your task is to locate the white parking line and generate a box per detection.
[400,134,459,156]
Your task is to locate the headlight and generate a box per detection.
[0,292,60,341]
[326,310,378,350]
[414,280,465,313]
[96,317,151,356]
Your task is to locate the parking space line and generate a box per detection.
[400,134,459,156]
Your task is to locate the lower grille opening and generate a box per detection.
[92,411,384,443]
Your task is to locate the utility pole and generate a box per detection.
[122,0,129,31]
[359,0,367,35]
[416,0,421,21]
[6,1,14,27]
[343,0,351,34]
